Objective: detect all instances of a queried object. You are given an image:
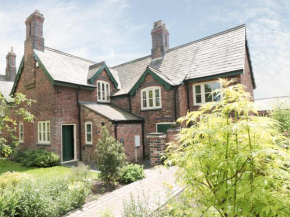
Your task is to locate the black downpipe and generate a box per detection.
[174,87,177,121]
[115,123,118,140]
[77,87,82,161]
[142,123,145,159]
[129,95,132,113]
[186,82,190,110]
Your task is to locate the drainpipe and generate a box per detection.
[186,82,190,110]
[114,123,118,140]
[129,95,132,113]
[77,87,82,161]
[174,86,177,121]
[141,123,145,159]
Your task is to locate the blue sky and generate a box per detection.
[0,0,289,98]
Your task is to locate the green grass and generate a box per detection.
[0,159,98,180]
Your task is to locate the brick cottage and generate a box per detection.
[6,10,255,163]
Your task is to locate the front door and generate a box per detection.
[62,125,74,162]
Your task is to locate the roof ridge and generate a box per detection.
[44,47,96,64]
[110,55,151,69]
[110,24,245,69]
[89,61,105,69]
[167,24,246,53]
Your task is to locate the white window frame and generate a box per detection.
[0,100,6,117]
[193,81,221,106]
[38,121,50,144]
[141,86,162,110]
[85,121,93,144]
[19,123,24,143]
[97,80,110,102]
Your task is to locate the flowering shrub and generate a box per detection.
[0,144,12,157]
[0,172,32,188]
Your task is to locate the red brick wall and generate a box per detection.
[80,106,142,162]
[240,49,254,100]
[111,96,130,112]
[130,73,176,155]
[116,123,143,162]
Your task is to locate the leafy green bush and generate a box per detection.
[119,163,145,183]
[0,172,32,188]
[95,126,125,186]
[0,177,91,217]
[270,102,290,136]
[166,79,290,216]
[0,144,12,157]
[21,148,60,167]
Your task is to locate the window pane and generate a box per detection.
[213,82,220,91]
[149,90,153,99]
[142,91,146,100]
[195,85,201,94]
[47,122,50,132]
[196,95,201,104]
[156,97,160,106]
[39,123,41,132]
[205,93,212,102]
[87,133,92,142]
[155,89,160,97]
[47,132,50,142]
[213,93,221,102]
[205,84,212,93]
[87,124,91,133]
[149,99,153,107]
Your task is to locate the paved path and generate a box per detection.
[67,166,181,217]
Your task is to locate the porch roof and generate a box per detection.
[79,102,143,122]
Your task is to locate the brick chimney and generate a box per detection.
[5,47,16,82]
[24,10,45,53]
[151,20,169,59]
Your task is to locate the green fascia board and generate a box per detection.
[10,56,25,95]
[129,67,172,96]
[89,64,118,88]
[54,81,95,90]
[34,53,55,86]
[185,70,243,84]
[110,94,129,99]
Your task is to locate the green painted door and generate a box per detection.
[62,125,74,162]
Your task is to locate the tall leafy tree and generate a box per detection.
[166,79,290,216]
[0,93,34,149]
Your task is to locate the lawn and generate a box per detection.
[0,158,98,180]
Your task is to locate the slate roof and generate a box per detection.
[15,24,250,97]
[255,96,290,111]
[80,102,143,122]
[111,25,247,96]
[34,47,97,87]
[0,81,14,101]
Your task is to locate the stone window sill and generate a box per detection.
[84,144,94,147]
[37,143,51,146]
[141,108,162,112]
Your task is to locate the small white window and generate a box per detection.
[38,121,50,144]
[97,81,110,102]
[141,86,162,110]
[193,81,221,105]
[85,122,93,144]
[19,123,24,143]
